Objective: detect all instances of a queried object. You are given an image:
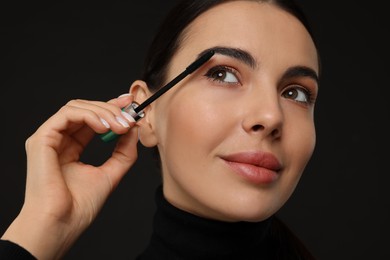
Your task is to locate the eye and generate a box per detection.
[205,65,240,84]
[282,86,313,104]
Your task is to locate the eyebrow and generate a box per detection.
[281,66,319,85]
[197,46,257,69]
[197,46,319,84]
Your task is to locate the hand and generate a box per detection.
[1,94,139,260]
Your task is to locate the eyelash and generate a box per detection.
[204,65,241,85]
[204,65,316,105]
[282,85,316,105]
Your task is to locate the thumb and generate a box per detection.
[100,126,139,190]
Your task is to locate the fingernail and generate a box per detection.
[115,116,130,128]
[100,118,110,129]
[118,93,132,98]
[121,111,136,123]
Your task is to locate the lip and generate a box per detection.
[220,151,282,185]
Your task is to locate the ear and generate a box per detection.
[129,80,158,147]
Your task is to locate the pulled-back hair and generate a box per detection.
[141,0,318,91]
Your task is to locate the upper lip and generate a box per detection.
[220,151,282,172]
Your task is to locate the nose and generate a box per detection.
[241,88,283,139]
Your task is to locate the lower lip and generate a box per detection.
[223,160,279,185]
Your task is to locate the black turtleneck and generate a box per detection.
[0,185,316,259]
[136,185,287,260]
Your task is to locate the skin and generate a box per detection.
[134,1,319,222]
[1,1,319,259]
[1,95,139,259]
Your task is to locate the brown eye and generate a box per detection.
[205,65,239,84]
[212,70,227,80]
[282,86,311,104]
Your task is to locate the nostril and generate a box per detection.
[271,129,280,138]
[252,124,263,131]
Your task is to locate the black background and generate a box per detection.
[0,1,389,259]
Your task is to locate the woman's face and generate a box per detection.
[140,1,319,222]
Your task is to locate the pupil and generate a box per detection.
[288,90,297,98]
[216,71,225,79]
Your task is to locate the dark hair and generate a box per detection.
[140,0,319,91]
[140,1,318,259]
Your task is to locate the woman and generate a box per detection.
[1,0,320,259]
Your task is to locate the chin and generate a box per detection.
[216,205,277,223]
[214,192,283,223]
[235,211,275,223]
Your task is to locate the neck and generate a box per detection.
[147,185,274,258]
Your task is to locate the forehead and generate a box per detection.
[175,1,318,73]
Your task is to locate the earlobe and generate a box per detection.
[129,80,158,147]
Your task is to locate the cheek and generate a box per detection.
[294,118,316,166]
[282,114,316,188]
[268,120,315,216]
[282,101,316,163]
[155,85,238,194]
[162,93,227,157]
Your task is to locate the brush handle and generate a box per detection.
[100,102,144,142]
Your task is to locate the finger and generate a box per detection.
[36,105,111,139]
[69,96,136,130]
[76,94,134,113]
[24,134,69,201]
[107,93,133,106]
[61,98,135,147]
[32,109,121,164]
[99,126,139,189]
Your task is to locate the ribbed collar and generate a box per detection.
[149,185,274,259]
